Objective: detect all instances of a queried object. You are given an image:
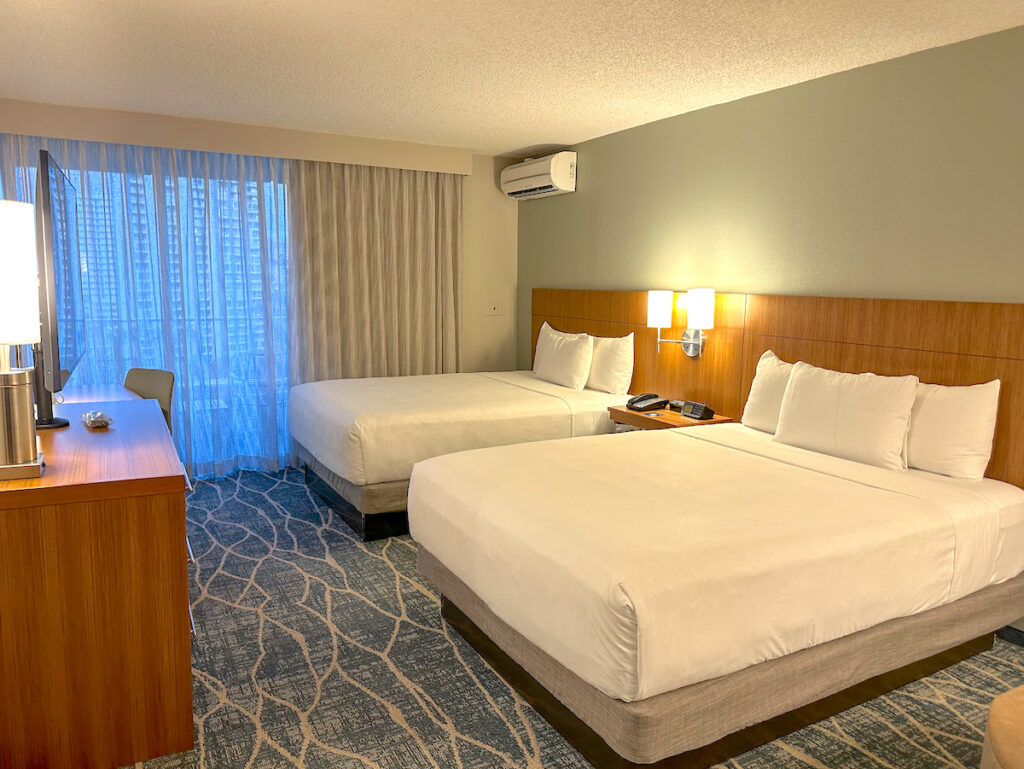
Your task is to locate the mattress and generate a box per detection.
[288,371,625,486]
[408,423,1024,702]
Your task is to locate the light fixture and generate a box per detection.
[647,288,716,357]
[681,288,715,357]
[647,290,677,353]
[647,289,673,326]
[0,200,43,479]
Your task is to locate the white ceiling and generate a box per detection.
[1,1,1022,155]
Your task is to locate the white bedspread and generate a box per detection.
[408,423,1024,702]
[288,371,625,486]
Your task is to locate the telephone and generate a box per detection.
[670,400,716,420]
[626,393,670,412]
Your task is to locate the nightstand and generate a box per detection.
[607,404,733,431]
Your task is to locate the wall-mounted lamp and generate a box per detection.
[647,288,715,357]
[682,288,715,358]
[647,290,675,354]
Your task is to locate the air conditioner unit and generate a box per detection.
[500,151,577,200]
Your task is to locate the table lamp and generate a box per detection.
[0,200,43,480]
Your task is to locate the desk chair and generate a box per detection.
[124,368,174,433]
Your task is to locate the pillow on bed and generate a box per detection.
[774,362,918,471]
[741,350,794,433]
[586,333,634,394]
[533,322,594,390]
[906,380,1000,480]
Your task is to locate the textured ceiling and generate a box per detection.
[1,1,1022,155]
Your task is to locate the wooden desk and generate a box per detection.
[0,400,193,769]
[608,404,733,431]
[59,383,142,404]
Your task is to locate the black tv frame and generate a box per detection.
[34,150,84,429]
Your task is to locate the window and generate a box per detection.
[0,136,292,476]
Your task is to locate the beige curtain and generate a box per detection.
[289,160,462,384]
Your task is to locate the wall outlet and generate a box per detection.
[485,301,503,316]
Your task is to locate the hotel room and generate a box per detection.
[1,3,1023,768]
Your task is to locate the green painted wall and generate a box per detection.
[516,26,1024,367]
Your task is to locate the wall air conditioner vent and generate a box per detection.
[500,151,576,200]
[508,184,559,199]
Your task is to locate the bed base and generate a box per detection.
[304,467,409,541]
[442,597,990,768]
[295,441,409,541]
[420,547,1024,765]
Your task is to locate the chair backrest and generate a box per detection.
[123,368,175,434]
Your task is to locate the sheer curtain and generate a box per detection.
[0,134,291,477]
[289,159,462,384]
[0,135,464,476]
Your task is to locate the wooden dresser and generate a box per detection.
[0,399,193,769]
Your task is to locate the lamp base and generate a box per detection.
[0,367,41,465]
[0,451,44,480]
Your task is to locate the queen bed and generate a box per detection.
[408,291,1024,767]
[413,424,1024,703]
[290,320,636,539]
[411,424,1024,764]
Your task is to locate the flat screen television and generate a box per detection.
[34,149,86,429]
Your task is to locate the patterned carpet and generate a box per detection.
[131,469,1024,769]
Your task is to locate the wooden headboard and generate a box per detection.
[532,289,1024,488]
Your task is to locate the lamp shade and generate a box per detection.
[0,201,41,345]
[686,288,715,330]
[647,290,674,329]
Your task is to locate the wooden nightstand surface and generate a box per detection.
[608,404,733,431]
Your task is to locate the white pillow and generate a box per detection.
[906,380,1000,479]
[774,362,918,471]
[741,350,794,433]
[586,333,634,394]
[533,322,594,390]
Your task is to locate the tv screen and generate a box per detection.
[35,149,86,394]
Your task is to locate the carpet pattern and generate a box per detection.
[132,469,1024,769]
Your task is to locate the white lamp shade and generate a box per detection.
[647,290,674,329]
[686,288,715,330]
[0,201,41,345]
